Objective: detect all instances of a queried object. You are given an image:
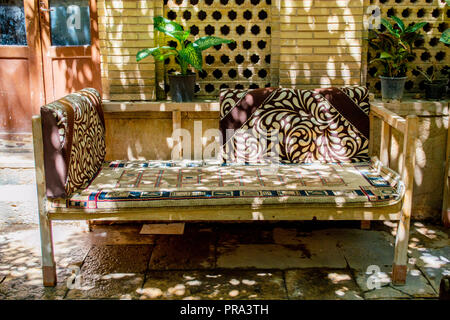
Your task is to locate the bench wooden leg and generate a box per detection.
[32,116,57,287]
[392,115,418,286]
[39,213,57,287]
[392,214,410,285]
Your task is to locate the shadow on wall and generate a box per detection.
[100,0,155,101]
[279,0,363,89]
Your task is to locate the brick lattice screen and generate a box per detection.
[160,0,272,98]
[367,0,449,94]
[97,0,448,100]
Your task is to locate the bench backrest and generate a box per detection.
[40,88,106,198]
[219,86,370,163]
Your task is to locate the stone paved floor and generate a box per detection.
[0,150,449,300]
[0,221,448,300]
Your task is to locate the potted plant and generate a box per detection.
[368,16,426,100]
[136,16,234,102]
[415,64,449,100]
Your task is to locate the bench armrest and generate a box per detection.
[34,88,106,199]
[370,104,407,134]
[369,103,418,226]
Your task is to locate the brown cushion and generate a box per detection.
[40,88,106,198]
[219,86,370,163]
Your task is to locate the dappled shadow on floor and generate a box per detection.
[0,221,447,300]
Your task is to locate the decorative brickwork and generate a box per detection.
[96,0,448,100]
[161,0,273,98]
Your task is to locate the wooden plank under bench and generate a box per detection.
[47,203,402,221]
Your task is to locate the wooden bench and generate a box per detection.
[32,87,417,287]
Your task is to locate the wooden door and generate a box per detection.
[38,0,101,103]
[0,0,44,133]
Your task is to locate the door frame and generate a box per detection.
[0,0,45,119]
[38,0,102,103]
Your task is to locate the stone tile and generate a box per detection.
[274,227,396,270]
[217,228,350,269]
[140,270,286,300]
[1,220,447,300]
[409,246,450,292]
[355,265,437,299]
[149,230,215,270]
[272,227,318,244]
[285,269,363,300]
[0,262,70,300]
[0,225,153,300]
[362,286,410,299]
[65,273,144,300]
[0,276,67,300]
[0,224,91,294]
[52,224,96,269]
[64,244,152,299]
[405,222,450,291]
[89,225,155,245]
[408,222,450,249]
[217,243,347,269]
[81,245,152,275]
[331,228,396,270]
[216,223,274,245]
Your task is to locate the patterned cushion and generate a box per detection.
[41,88,106,198]
[219,86,370,164]
[47,159,404,210]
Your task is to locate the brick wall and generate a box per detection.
[277,0,366,89]
[98,0,157,101]
[98,0,369,100]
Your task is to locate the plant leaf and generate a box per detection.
[136,46,177,62]
[405,22,427,33]
[440,28,450,44]
[391,16,405,32]
[380,51,393,59]
[153,16,183,37]
[156,52,178,61]
[381,18,398,37]
[193,36,235,51]
[178,43,203,70]
[168,30,191,43]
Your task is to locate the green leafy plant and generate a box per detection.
[439,0,450,44]
[368,16,426,77]
[415,64,447,84]
[136,16,234,75]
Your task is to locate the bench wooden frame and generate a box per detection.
[32,104,418,287]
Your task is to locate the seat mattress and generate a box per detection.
[48,159,404,210]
